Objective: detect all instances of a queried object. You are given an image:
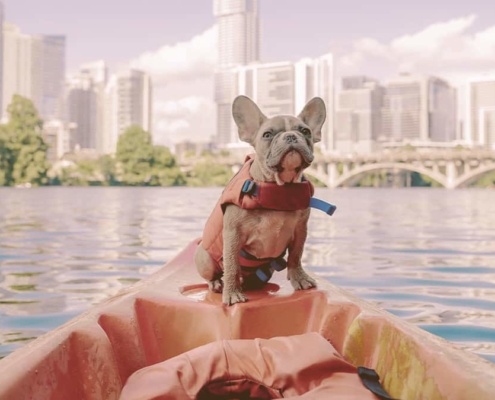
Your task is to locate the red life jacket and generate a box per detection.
[201,154,315,270]
[119,332,383,400]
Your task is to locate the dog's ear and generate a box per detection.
[297,97,326,143]
[232,96,267,145]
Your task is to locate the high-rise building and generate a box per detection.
[103,69,152,154]
[466,76,495,149]
[299,54,335,154]
[214,0,260,67]
[428,77,457,142]
[1,22,66,121]
[2,23,41,120]
[335,76,383,154]
[381,74,456,143]
[213,0,260,146]
[65,61,108,152]
[42,119,74,162]
[0,2,4,118]
[341,75,377,90]
[232,54,335,152]
[81,61,108,153]
[238,61,295,117]
[65,73,98,150]
[80,60,108,84]
[38,35,66,120]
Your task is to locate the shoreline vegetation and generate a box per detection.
[1,95,494,189]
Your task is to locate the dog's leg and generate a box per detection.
[194,245,224,293]
[286,211,317,290]
[222,207,248,306]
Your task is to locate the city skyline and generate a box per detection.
[2,0,495,150]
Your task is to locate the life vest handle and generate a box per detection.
[309,197,337,216]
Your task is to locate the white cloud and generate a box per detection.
[130,26,217,84]
[337,14,495,87]
[128,26,218,148]
[153,93,216,147]
[337,14,495,120]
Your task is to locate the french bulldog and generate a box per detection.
[195,95,326,306]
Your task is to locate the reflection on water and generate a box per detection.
[0,187,494,363]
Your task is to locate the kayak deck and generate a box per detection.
[0,239,494,400]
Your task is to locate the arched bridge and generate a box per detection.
[179,149,495,189]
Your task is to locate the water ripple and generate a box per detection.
[0,186,494,364]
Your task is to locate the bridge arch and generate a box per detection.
[328,162,448,189]
[452,163,495,188]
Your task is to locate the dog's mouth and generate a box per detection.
[267,147,313,186]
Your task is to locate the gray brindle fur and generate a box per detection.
[194,95,327,306]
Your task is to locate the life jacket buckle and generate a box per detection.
[270,257,287,272]
[241,180,257,195]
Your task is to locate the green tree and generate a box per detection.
[149,146,186,186]
[115,125,184,186]
[0,127,13,185]
[98,155,117,185]
[471,171,495,188]
[7,95,43,135]
[56,165,90,186]
[116,125,154,185]
[187,160,234,187]
[0,95,49,186]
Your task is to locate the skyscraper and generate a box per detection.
[466,76,495,149]
[65,73,99,150]
[39,35,66,120]
[214,0,260,67]
[428,77,457,142]
[335,76,383,154]
[1,22,66,121]
[237,61,295,117]
[381,74,456,143]
[103,69,152,154]
[2,23,41,120]
[65,61,108,152]
[213,0,260,145]
[294,55,335,153]
[233,54,335,152]
[309,54,334,154]
[0,2,4,118]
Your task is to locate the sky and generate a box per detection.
[4,0,495,147]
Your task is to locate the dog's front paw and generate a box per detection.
[222,289,248,306]
[288,268,317,291]
[208,278,223,293]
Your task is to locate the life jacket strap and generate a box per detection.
[240,249,287,283]
[241,179,337,216]
[357,367,399,400]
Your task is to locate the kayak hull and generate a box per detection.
[0,239,494,400]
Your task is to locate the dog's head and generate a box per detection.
[232,96,326,185]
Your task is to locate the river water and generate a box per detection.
[0,187,494,363]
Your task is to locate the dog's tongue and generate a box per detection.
[275,150,303,185]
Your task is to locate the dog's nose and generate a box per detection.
[284,133,297,144]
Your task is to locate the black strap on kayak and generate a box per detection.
[358,367,400,400]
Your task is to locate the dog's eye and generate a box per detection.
[262,131,273,139]
[301,128,311,137]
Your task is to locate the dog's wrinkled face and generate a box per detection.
[232,96,326,185]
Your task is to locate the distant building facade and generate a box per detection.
[213,0,260,146]
[466,76,495,149]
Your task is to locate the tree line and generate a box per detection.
[1,95,494,188]
[0,95,234,187]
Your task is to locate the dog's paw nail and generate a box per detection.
[223,291,248,306]
[209,279,223,293]
[290,274,317,291]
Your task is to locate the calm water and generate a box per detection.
[0,187,495,364]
